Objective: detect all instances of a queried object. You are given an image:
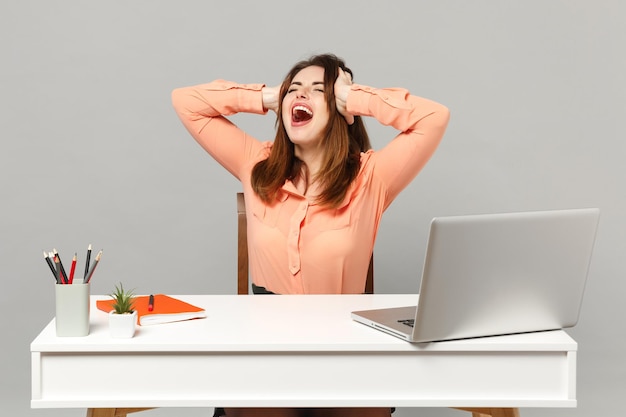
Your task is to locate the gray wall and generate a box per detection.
[2,1,624,416]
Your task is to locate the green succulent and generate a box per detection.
[109,283,136,314]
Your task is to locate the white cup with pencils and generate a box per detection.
[44,245,102,337]
[55,282,90,336]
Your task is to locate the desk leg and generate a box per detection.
[86,408,155,417]
[454,408,520,417]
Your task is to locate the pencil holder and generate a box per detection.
[55,283,90,337]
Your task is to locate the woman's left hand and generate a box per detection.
[262,85,281,114]
[335,68,354,125]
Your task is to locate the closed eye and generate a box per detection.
[287,88,323,94]
[288,81,324,94]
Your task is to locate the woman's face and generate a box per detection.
[281,65,330,153]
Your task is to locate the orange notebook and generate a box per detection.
[97,294,206,326]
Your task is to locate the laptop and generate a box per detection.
[351,208,600,343]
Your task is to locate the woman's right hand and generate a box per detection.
[335,68,354,125]
[262,85,280,114]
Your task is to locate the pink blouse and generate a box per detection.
[172,80,449,294]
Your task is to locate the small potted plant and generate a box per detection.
[108,282,137,338]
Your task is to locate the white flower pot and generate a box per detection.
[109,310,137,338]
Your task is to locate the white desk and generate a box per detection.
[31,295,577,417]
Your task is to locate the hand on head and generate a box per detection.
[262,85,281,114]
[334,68,354,125]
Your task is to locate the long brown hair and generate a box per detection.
[251,53,371,208]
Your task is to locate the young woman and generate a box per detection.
[172,53,450,417]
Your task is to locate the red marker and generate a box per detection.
[148,294,154,312]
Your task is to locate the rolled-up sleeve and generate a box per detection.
[171,81,267,179]
[347,84,450,207]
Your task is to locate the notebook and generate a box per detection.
[351,208,600,343]
[97,294,206,326]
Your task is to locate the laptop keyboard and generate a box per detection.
[398,319,415,328]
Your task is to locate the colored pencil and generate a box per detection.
[53,249,68,284]
[84,250,102,283]
[43,251,57,281]
[54,255,62,284]
[84,244,92,279]
[69,253,77,284]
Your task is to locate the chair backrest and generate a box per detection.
[237,192,374,294]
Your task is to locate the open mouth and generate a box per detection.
[292,105,313,123]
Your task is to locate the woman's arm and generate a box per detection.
[171,80,271,180]
[345,82,450,206]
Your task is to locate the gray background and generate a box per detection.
[2,1,624,416]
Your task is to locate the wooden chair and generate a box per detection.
[237,192,374,294]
